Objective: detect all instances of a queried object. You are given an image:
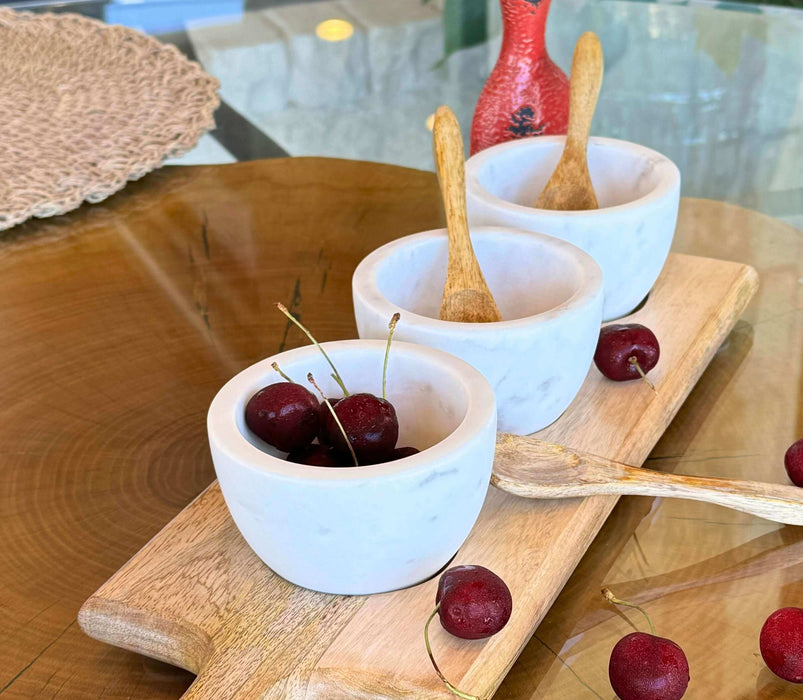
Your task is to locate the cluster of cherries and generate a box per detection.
[245,305,417,467]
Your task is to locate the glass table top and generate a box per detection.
[2,1,803,698]
[8,0,803,231]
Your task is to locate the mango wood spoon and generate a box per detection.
[493,434,803,526]
[535,31,603,211]
[433,105,502,323]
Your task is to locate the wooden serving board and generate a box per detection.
[78,253,757,699]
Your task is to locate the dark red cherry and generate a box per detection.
[609,631,690,700]
[760,607,803,683]
[286,443,347,468]
[320,392,399,464]
[436,565,512,640]
[245,382,319,452]
[785,439,803,487]
[390,446,420,460]
[594,323,660,382]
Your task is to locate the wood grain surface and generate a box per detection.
[0,158,442,699]
[1,157,802,699]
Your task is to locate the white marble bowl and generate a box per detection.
[352,226,603,435]
[207,340,497,595]
[465,136,680,321]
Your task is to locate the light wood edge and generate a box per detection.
[78,596,211,674]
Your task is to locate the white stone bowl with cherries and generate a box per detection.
[352,226,603,435]
[207,339,497,595]
[465,136,680,321]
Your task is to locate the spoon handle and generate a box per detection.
[432,106,483,292]
[565,32,603,154]
[493,434,803,526]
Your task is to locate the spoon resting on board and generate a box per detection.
[493,434,803,526]
[433,105,502,323]
[535,32,603,211]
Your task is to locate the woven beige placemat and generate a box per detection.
[0,8,220,231]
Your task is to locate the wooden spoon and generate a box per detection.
[535,32,603,210]
[433,105,502,323]
[493,434,803,526]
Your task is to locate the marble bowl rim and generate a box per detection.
[465,135,681,217]
[207,339,496,483]
[352,226,603,332]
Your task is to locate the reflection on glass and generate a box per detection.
[183,0,801,227]
[315,19,354,43]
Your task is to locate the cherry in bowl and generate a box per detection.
[207,339,497,595]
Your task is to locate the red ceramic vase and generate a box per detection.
[470,0,570,155]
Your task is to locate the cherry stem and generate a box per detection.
[276,303,349,396]
[307,373,359,468]
[424,604,482,700]
[270,362,293,383]
[602,587,656,636]
[382,313,401,401]
[628,356,656,393]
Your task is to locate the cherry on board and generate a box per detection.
[594,323,660,389]
[436,565,513,640]
[424,565,512,700]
